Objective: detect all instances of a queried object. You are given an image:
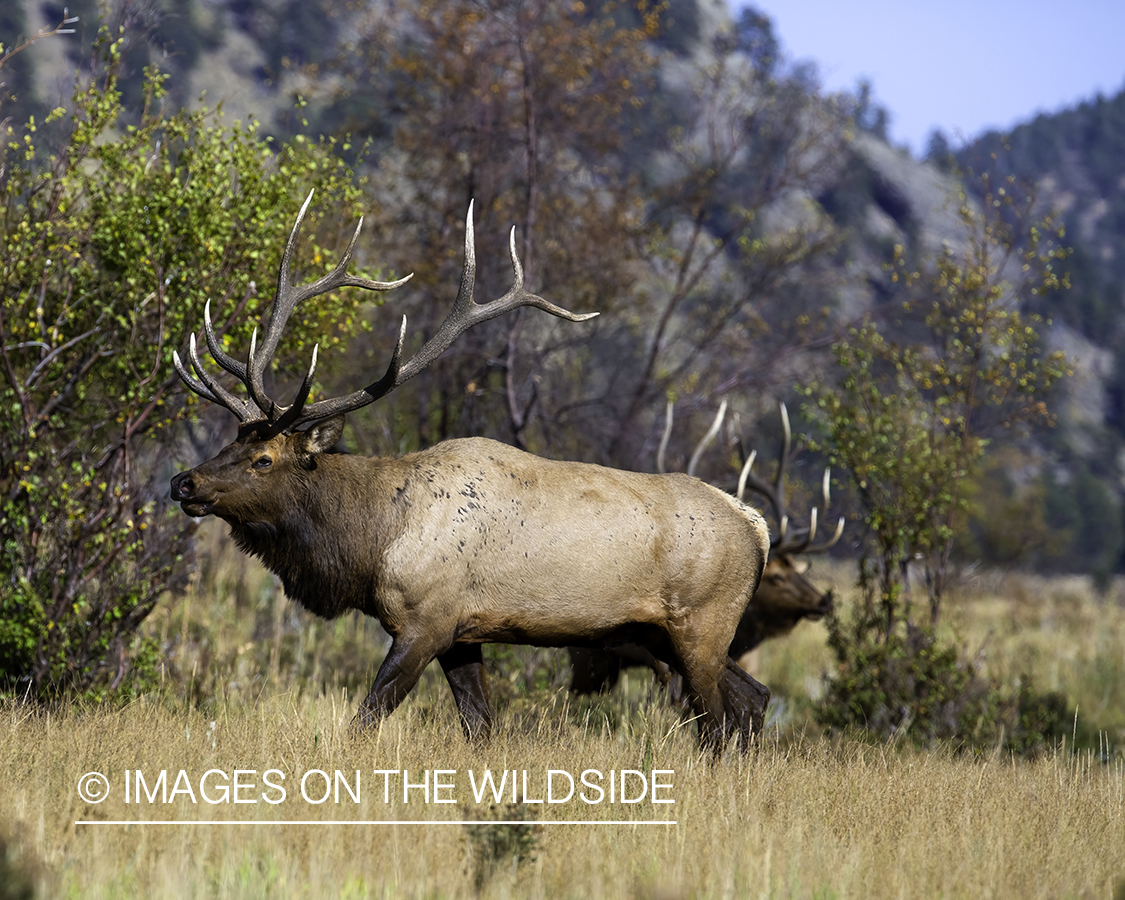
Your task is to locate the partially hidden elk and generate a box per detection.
[569,401,843,695]
[169,192,772,753]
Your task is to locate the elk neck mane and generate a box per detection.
[225,450,408,620]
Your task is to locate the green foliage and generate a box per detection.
[1003,680,1072,757]
[817,567,1073,753]
[817,570,992,744]
[483,644,567,704]
[462,804,542,893]
[1042,464,1125,590]
[0,30,375,700]
[955,448,1055,568]
[809,183,1069,615]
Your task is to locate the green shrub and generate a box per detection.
[0,28,376,701]
[807,178,1071,751]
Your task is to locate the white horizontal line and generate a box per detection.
[75,819,677,827]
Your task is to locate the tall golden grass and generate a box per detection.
[3,523,1123,898]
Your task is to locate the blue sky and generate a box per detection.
[734,1,1125,156]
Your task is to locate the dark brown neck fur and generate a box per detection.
[225,454,406,619]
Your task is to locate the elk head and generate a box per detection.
[170,191,596,522]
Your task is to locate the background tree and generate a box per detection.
[600,33,845,467]
[298,1,848,473]
[286,0,660,456]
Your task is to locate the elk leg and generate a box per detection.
[719,658,770,751]
[615,643,673,685]
[568,647,622,695]
[438,643,493,741]
[354,636,436,730]
[665,635,728,755]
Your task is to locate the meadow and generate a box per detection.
[2,521,1123,899]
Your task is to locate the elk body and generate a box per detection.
[170,193,771,752]
[570,402,842,695]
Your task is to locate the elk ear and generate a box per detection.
[296,415,345,458]
[792,558,810,575]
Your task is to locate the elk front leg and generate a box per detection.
[354,635,437,730]
[438,643,493,741]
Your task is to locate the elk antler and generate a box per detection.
[174,191,598,439]
[657,398,728,478]
[734,403,844,554]
[659,400,844,555]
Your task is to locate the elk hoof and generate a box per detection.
[350,705,381,733]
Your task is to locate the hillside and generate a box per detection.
[952,90,1125,577]
[5,0,1123,578]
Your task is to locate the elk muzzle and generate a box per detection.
[809,588,834,619]
[170,469,215,517]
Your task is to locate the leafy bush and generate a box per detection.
[808,180,1072,750]
[0,824,38,900]
[817,570,994,744]
[817,566,1072,752]
[0,30,376,700]
[463,804,541,893]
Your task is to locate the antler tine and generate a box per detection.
[735,402,788,501]
[774,401,791,507]
[284,315,408,429]
[687,399,728,477]
[803,467,845,552]
[776,506,817,554]
[175,196,595,439]
[733,401,816,553]
[657,400,675,474]
[174,335,261,423]
[203,299,248,382]
[244,189,316,414]
[172,344,218,404]
[769,463,845,555]
[807,515,845,553]
[393,204,599,386]
[281,201,598,433]
[737,449,786,528]
[736,450,757,503]
[668,398,844,556]
[257,344,319,438]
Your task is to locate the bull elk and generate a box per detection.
[570,401,843,694]
[169,192,771,752]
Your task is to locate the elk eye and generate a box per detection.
[252,456,273,470]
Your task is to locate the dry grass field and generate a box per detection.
[2,522,1124,899]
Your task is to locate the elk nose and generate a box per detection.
[818,590,835,614]
[170,471,194,500]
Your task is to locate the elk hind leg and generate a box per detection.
[438,643,493,741]
[568,647,622,695]
[719,658,770,751]
[665,632,729,755]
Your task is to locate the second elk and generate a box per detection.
[570,401,843,695]
[169,192,772,753]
